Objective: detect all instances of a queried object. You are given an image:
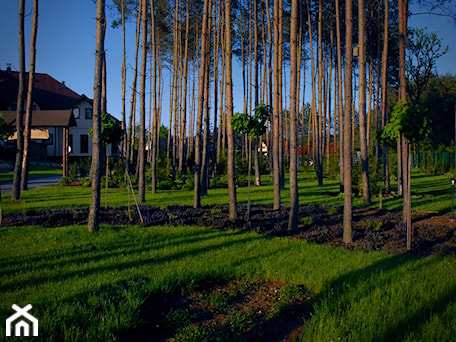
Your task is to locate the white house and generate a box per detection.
[0,66,120,173]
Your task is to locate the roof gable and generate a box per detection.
[0,70,85,110]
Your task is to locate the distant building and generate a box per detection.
[0,65,119,170]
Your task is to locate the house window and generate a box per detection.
[85,108,93,119]
[80,134,89,153]
[73,108,80,119]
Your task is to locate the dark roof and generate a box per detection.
[0,70,83,110]
[1,110,77,128]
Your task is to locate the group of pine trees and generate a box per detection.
[10,0,455,250]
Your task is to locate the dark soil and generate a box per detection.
[5,204,456,341]
[120,279,311,342]
[4,204,456,256]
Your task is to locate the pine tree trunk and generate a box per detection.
[358,0,371,205]
[381,0,390,193]
[194,0,210,209]
[335,0,344,193]
[272,0,281,210]
[21,0,39,191]
[11,0,25,201]
[225,0,237,220]
[88,0,105,233]
[343,0,353,244]
[288,0,299,232]
[138,0,147,203]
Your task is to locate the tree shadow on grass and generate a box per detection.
[303,253,456,341]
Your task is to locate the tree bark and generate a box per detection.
[272,0,281,210]
[335,0,344,193]
[288,0,299,232]
[358,0,371,205]
[88,0,105,233]
[381,0,391,193]
[138,0,147,203]
[343,0,353,244]
[194,0,210,209]
[11,0,25,201]
[225,0,237,220]
[21,0,39,191]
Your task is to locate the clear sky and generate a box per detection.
[1,0,455,125]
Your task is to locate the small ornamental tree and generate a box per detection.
[90,112,123,208]
[0,114,14,140]
[231,104,270,219]
[381,99,430,250]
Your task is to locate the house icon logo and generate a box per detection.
[5,304,38,337]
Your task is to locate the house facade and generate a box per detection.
[0,65,119,163]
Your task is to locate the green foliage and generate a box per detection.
[381,100,430,145]
[89,112,123,147]
[231,104,271,137]
[159,124,169,139]
[0,113,14,139]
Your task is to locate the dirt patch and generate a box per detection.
[120,278,311,342]
[3,204,456,256]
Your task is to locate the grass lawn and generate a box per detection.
[1,169,455,341]
[0,224,455,341]
[0,164,62,182]
[1,168,454,214]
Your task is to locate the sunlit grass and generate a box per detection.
[0,164,62,182]
[2,168,454,215]
[0,224,455,341]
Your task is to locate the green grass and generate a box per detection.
[1,169,455,340]
[0,224,455,341]
[2,168,454,215]
[0,164,62,182]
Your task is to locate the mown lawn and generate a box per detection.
[2,169,454,214]
[0,164,62,182]
[1,170,455,341]
[0,224,455,341]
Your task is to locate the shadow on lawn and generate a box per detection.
[120,251,456,341]
[307,254,456,341]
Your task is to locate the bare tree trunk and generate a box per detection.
[11,0,25,201]
[272,0,281,210]
[194,0,210,209]
[128,7,141,166]
[278,0,284,190]
[138,0,147,203]
[88,0,105,232]
[21,0,39,191]
[121,0,127,156]
[316,0,324,186]
[225,0,237,220]
[288,0,299,232]
[358,0,371,205]
[254,0,261,187]
[381,0,390,193]
[398,0,411,249]
[343,0,353,244]
[335,0,344,193]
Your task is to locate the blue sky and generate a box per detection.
[1,0,455,126]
